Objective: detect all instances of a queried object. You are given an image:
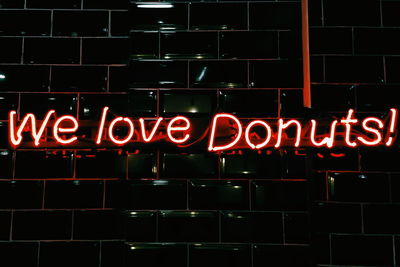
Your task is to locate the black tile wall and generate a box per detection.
[309,1,400,266]
[0,0,398,266]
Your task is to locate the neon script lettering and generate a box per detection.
[7,108,398,150]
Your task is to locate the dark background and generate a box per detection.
[1,0,400,266]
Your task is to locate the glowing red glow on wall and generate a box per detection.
[275,119,302,148]
[9,110,55,147]
[244,120,272,149]
[108,117,135,145]
[53,115,79,144]
[208,113,243,152]
[310,120,338,148]
[166,116,191,144]
[341,109,358,147]
[6,107,399,151]
[385,108,398,146]
[139,118,163,142]
[357,117,384,146]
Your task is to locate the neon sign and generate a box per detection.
[7,107,398,151]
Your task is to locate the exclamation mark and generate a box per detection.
[385,108,398,146]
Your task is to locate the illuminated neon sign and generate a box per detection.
[7,107,398,151]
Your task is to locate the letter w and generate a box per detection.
[9,110,55,146]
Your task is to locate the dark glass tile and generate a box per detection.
[39,242,100,267]
[0,10,51,36]
[0,0,24,8]
[159,211,219,242]
[51,66,108,92]
[356,85,400,111]
[190,3,247,30]
[310,172,327,202]
[106,180,187,209]
[308,0,322,26]
[53,11,109,37]
[331,235,393,266]
[311,84,355,112]
[101,241,125,267]
[221,151,282,179]
[310,56,324,82]
[249,60,303,88]
[391,174,400,203]
[24,38,80,64]
[355,28,400,55]
[312,202,361,233]
[0,242,38,267]
[328,172,390,202]
[15,151,73,178]
[79,94,129,120]
[84,0,128,9]
[111,11,129,36]
[383,1,400,26]
[284,212,309,244]
[189,244,251,267]
[252,180,308,211]
[127,90,157,116]
[280,90,304,117]
[130,32,159,59]
[161,32,218,59]
[283,149,307,179]
[219,90,278,117]
[189,180,249,210]
[12,210,72,240]
[125,243,187,267]
[0,181,43,209]
[109,66,129,90]
[82,38,129,64]
[161,153,217,178]
[0,211,11,240]
[312,234,330,265]
[0,93,18,120]
[73,210,124,240]
[323,0,381,26]
[396,237,400,266]
[386,56,400,83]
[311,149,359,171]
[253,244,311,267]
[250,2,301,30]
[0,150,12,178]
[190,61,247,88]
[0,38,22,63]
[325,56,384,83]
[20,93,77,118]
[0,123,8,149]
[360,147,400,171]
[27,0,81,8]
[364,204,400,234]
[130,3,188,30]
[130,61,187,88]
[76,151,126,178]
[128,153,157,179]
[279,30,302,59]
[310,27,353,55]
[220,31,278,59]
[45,180,103,209]
[125,211,157,242]
[161,91,215,115]
[221,211,283,243]
[0,65,50,92]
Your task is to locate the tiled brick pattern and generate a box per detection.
[0,0,398,266]
[309,0,400,266]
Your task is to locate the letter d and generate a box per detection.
[208,113,243,152]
